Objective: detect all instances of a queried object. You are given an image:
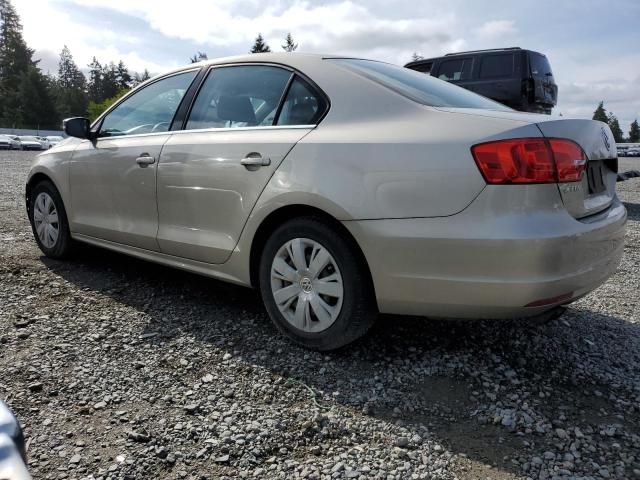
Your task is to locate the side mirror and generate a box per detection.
[63,117,91,139]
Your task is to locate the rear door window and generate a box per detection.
[186,65,292,130]
[437,58,472,81]
[479,54,514,79]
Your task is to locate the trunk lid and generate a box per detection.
[536,119,617,219]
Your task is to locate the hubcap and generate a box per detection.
[33,192,59,249]
[270,238,344,333]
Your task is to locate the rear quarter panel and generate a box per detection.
[257,109,541,220]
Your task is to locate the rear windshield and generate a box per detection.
[332,59,510,110]
[530,53,552,77]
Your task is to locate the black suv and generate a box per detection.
[405,47,557,114]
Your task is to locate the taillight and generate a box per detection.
[548,139,587,182]
[471,138,587,184]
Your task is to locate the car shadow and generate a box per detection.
[41,245,640,477]
[623,201,640,221]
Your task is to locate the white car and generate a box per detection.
[46,136,64,147]
[0,135,22,150]
[36,137,51,149]
[0,135,16,150]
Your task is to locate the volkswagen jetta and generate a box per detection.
[26,53,626,350]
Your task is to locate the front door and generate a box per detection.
[69,70,198,250]
[157,65,327,264]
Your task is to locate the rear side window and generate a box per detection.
[437,58,472,81]
[479,54,514,79]
[276,77,327,126]
[186,65,292,130]
[333,59,510,110]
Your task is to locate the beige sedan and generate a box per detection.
[26,53,626,350]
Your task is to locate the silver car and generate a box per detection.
[26,53,626,350]
[18,136,44,151]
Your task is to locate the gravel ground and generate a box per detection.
[1,151,639,480]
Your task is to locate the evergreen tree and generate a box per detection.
[607,113,623,143]
[629,119,640,143]
[250,34,271,53]
[115,60,131,90]
[592,101,608,123]
[281,33,298,52]
[18,66,59,129]
[0,0,37,126]
[411,52,424,62]
[101,61,120,100]
[189,51,208,63]
[55,45,87,119]
[132,69,151,86]
[87,56,103,103]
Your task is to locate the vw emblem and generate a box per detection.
[601,127,611,150]
[300,277,313,293]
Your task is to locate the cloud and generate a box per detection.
[61,0,465,64]
[552,53,640,128]
[9,0,640,130]
[474,20,517,40]
[12,0,176,74]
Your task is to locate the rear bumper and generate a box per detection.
[344,185,627,318]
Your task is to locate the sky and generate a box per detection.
[12,0,640,131]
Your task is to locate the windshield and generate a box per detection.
[19,136,38,141]
[332,58,511,110]
[47,136,63,140]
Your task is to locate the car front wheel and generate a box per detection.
[259,217,376,351]
[28,180,74,258]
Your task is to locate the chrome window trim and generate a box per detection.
[182,63,294,132]
[182,62,330,132]
[82,124,315,144]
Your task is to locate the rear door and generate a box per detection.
[157,65,327,264]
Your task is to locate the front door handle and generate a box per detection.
[241,154,270,167]
[136,154,156,167]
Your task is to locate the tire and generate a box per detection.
[28,180,74,259]
[259,217,377,351]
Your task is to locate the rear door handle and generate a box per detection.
[136,154,156,167]
[241,154,270,167]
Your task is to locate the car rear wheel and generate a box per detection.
[259,217,376,351]
[28,180,74,258]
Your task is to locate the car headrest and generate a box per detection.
[217,96,257,124]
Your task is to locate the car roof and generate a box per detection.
[147,53,359,82]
